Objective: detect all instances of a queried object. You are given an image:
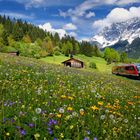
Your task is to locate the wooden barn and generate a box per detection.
[62,58,84,68]
[8,51,19,56]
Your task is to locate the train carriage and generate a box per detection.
[112,64,140,79]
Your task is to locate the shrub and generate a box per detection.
[54,51,61,56]
[1,46,17,53]
[89,62,97,69]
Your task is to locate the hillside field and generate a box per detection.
[0,53,140,140]
[40,55,113,74]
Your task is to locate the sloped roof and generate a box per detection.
[62,58,83,64]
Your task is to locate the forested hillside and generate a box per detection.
[0,15,101,58]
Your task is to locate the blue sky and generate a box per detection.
[0,0,140,40]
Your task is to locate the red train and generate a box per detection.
[112,64,140,79]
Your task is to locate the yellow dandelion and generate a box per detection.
[34,133,40,140]
[127,101,134,105]
[21,105,25,109]
[98,101,103,106]
[67,106,73,111]
[61,95,67,99]
[68,96,74,100]
[70,125,74,129]
[90,105,99,111]
[57,113,62,118]
[133,96,140,99]
[60,133,64,138]
[6,132,10,136]
[79,109,85,116]
[65,115,71,120]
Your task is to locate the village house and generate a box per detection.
[8,51,19,56]
[62,57,84,68]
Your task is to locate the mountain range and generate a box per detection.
[91,18,140,59]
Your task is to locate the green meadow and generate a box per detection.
[0,53,140,140]
[40,54,113,74]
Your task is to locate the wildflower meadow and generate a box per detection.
[0,53,140,140]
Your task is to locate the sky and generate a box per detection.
[0,0,140,40]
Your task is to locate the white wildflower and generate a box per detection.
[72,111,78,117]
[100,115,106,120]
[35,108,42,114]
[124,119,128,123]
[105,109,109,113]
[109,114,114,119]
[59,108,64,114]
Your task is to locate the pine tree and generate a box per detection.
[12,23,24,41]
[22,34,32,43]
[120,52,128,63]
[7,35,15,47]
[46,39,54,56]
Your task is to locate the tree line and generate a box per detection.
[0,15,102,58]
[0,15,129,64]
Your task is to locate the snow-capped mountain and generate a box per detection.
[92,18,140,48]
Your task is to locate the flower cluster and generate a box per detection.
[0,53,140,140]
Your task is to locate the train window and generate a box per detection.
[136,66,140,72]
[125,66,134,71]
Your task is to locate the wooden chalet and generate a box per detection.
[62,58,84,68]
[8,51,19,56]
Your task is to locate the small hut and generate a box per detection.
[62,58,84,68]
[8,51,19,56]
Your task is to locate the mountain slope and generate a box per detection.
[92,18,140,48]
[108,38,140,59]
[92,18,140,59]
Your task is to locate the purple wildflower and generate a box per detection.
[53,120,57,125]
[94,137,97,140]
[4,102,7,106]
[49,130,53,135]
[29,123,34,128]
[9,102,13,106]
[47,127,52,131]
[20,129,26,135]
[84,137,89,140]
[16,126,20,129]
[11,119,15,123]
[3,118,6,123]
[48,119,57,126]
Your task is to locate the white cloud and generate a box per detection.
[59,0,97,19]
[59,0,140,20]
[79,37,90,42]
[63,23,77,30]
[16,0,77,9]
[117,0,140,5]
[17,0,140,8]
[39,22,67,38]
[39,22,79,38]
[86,11,95,18]
[69,32,77,37]
[93,6,140,30]
[0,11,34,19]
[25,0,45,8]
[39,23,52,31]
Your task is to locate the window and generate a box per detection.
[136,66,140,72]
[125,66,134,71]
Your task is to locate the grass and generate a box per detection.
[0,53,140,140]
[40,54,114,74]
